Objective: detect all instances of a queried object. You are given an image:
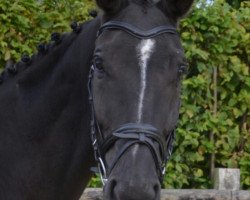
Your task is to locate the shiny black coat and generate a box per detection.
[0,18,100,200]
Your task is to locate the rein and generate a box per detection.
[88,20,178,185]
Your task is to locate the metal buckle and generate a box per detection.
[162,166,166,175]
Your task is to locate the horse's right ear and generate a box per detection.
[95,0,122,14]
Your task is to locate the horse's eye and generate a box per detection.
[94,60,104,72]
[178,65,188,75]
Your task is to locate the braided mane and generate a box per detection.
[0,21,86,86]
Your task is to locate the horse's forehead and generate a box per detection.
[97,33,182,63]
[113,3,169,28]
[96,32,136,55]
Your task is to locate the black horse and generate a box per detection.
[0,0,193,200]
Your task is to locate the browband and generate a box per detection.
[97,21,178,39]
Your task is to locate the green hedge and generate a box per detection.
[0,0,249,189]
[0,0,95,69]
[164,0,250,189]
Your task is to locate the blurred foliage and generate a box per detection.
[226,0,245,8]
[163,0,249,189]
[0,0,95,71]
[0,0,249,190]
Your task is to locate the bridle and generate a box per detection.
[88,21,178,185]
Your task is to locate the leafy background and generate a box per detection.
[0,0,249,189]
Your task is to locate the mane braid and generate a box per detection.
[0,21,84,86]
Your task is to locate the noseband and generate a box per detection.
[88,21,178,185]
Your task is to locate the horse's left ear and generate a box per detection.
[162,0,194,19]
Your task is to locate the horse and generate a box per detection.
[0,0,194,199]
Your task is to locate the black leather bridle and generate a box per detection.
[88,21,178,185]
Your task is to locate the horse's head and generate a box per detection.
[90,0,193,199]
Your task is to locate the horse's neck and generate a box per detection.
[18,17,101,90]
[0,17,101,200]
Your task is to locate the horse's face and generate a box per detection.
[92,0,193,199]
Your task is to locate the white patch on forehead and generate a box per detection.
[132,144,140,158]
[136,39,156,122]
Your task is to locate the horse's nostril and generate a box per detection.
[154,183,161,199]
[104,179,117,200]
[109,179,117,195]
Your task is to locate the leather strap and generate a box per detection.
[97,21,178,39]
[100,123,167,182]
